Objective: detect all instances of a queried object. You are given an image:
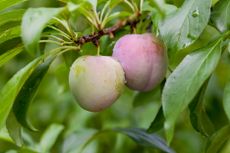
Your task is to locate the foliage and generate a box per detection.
[0,0,229,153]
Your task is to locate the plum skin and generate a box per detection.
[112,33,167,91]
[69,56,125,112]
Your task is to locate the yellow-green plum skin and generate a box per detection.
[112,33,167,91]
[69,56,125,112]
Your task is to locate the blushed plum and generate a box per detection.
[69,56,125,112]
[112,33,167,91]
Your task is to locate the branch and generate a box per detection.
[73,13,141,46]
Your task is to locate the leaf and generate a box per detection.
[0,0,26,11]
[19,147,38,153]
[79,128,175,153]
[0,26,21,44]
[211,0,230,32]
[205,125,230,153]
[159,0,211,55]
[147,107,165,133]
[102,11,131,27]
[0,127,13,143]
[86,0,97,10]
[0,45,23,68]
[223,81,230,121]
[114,128,175,153]
[13,57,54,131]
[6,111,23,146]
[0,9,25,27]
[228,41,230,54]
[21,7,64,55]
[172,0,184,7]
[162,38,223,143]
[39,124,64,153]
[67,2,96,27]
[108,0,122,8]
[67,2,81,12]
[0,57,42,129]
[62,129,97,153]
[189,79,215,136]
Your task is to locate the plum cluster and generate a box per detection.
[69,33,167,112]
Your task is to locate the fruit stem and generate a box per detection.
[97,44,100,56]
[74,13,141,46]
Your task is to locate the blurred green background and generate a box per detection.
[0,0,230,153]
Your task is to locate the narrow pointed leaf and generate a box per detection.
[223,81,230,121]
[189,79,215,136]
[0,0,26,11]
[40,124,64,153]
[13,57,54,131]
[159,0,211,55]
[79,128,175,153]
[0,9,25,27]
[114,128,175,153]
[0,57,42,129]
[6,112,23,146]
[0,45,23,68]
[19,147,38,153]
[21,7,64,55]
[0,26,21,44]
[211,0,230,32]
[103,11,131,27]
[148,107,165,133]
[86,0,97,10]
[162,38,223,143]
[205,125,230,153]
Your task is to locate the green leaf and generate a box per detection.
[205,125,230,153]
[147,107,165,133]
[0,57,42,129]
[108,0,122,8]
[79,128,175,153]
[162,38,223,143]
[39,124,64,153]
[67,2,81,12]
[159,0,211,55]
[114,128,175,153]
[0,45,23,68]
[0,9,25,27]
[172,0,184,7]
[189,79,215,136]
[86,0,97,10]
[102,11,131,27]
[0,127,14,143]
[0,26,21,44]
[6,111,23,146]
[0,0,26,11]
[13,57,54,131]
[21,7,64,55]
[19,147,38,153]
[223,81,230,121]
[62,129,97,153]
[211,0,230,32]
[67,2,97,27]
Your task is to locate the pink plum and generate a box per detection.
[112,33,167,91]
[69,56,125,112]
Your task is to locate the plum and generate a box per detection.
[69,56,125,112]
[112,33,167,91]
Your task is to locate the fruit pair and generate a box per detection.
[69,33,167,112]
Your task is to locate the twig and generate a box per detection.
[73,13,141,46]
